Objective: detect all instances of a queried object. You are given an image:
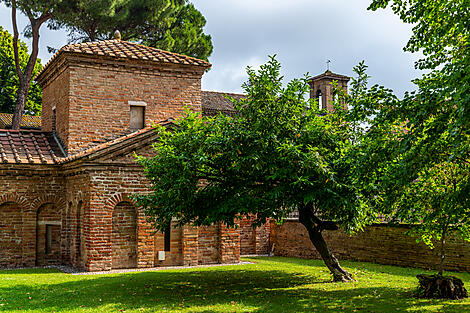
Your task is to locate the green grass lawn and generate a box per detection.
[0,257,468,312]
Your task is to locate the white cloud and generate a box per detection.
[0,0,422,96]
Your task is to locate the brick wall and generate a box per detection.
[271,221,470,272]
[0,166,65,268]
[154,221,183,267]
[36,203,62,266]
[40,62,70,145]
[219,223,240,264]
[198,225,220,265]
[40,55,204,155]
[239,215,271,255]
[111,201,138,269]
[0,202,23,267]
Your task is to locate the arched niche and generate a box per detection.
[36,203,62,266]
[111,201,138,269]
[0,202,23,267]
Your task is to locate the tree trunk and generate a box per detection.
[298,203,354,282]
[10,1,52,130]
[11,83,29,129]
[438,225,447,276]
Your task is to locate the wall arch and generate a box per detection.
[30,195,66,214]
[35,202,62,266]
[111,201,138,269]
[0,194,28,208]
[0,202,23,267]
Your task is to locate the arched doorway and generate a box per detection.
[36,203,62,266]
[0,202,23,267]
[112,201,137,269]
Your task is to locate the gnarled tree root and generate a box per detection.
[416,274,468,300]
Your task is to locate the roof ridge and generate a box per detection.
[202,90,246,96]
[37,39,210,81]
[59,126,156,164]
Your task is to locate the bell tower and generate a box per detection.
[309,70,350,112]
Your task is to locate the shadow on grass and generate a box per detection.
[248,256,470,281]
[0,258,468,312]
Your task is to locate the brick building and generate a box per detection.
[0,39,344,271]
[0,40,244,271]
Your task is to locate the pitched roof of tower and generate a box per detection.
[37,39,211,79]
[309,70,350,82]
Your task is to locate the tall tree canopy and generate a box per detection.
[0,26,42,115]
[343,0,470,279]
[135,57,375,282]
[2,0,213,129]
[50,0,213,61]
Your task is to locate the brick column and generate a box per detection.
[22,205,36,267]
[137,211,155,268]
[219,223,240,264]
[182,225,198,266]
[255,222,271,255]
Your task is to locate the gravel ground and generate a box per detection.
[1,261,255,275]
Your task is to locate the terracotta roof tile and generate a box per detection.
[0,113,41,130]
[38,39,211,78]
[58,120,174,164]
[202,91,245,117]
[0,130,65,164]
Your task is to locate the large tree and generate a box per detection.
[338,0,470,298]
[134,57,375,282]
[49,0,213,61]
[0,26,42,116]
[365,0,469,272]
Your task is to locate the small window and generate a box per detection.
[46,225,53,254]
[130,105,145,130]
[52,107,57,132]
[164,224,171,252]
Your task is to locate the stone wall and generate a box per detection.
[270,221,470,272]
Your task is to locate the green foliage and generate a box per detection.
[50,0,213,60]
[0,26,42,115]
[134,56,373,233]
[343,1,470,262]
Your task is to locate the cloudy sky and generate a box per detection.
[0,0,421,96]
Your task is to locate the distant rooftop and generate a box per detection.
[202,91,245,117]
[0,113,41,130]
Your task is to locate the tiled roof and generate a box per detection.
[38,39,210,78]
[202,91,245,117]
[58,120,174,164]
[0,113,41,130]
[309,70,350,82]
[0,130,65,164]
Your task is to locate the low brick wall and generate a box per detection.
[270,221,470,272]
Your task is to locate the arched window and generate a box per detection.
[317,90,323,110]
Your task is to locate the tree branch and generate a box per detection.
[11,0,23,80]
